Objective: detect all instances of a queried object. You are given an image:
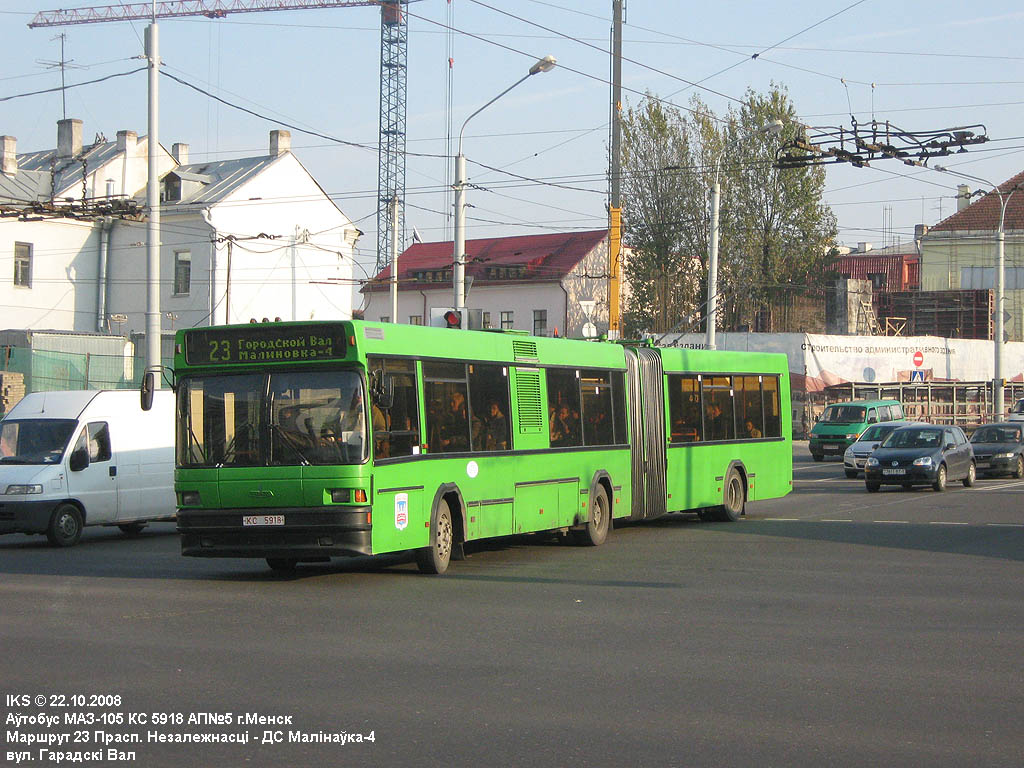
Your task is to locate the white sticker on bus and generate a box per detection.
[395,493,408,531]
[466,460,479,479]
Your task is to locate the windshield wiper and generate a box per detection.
[269,423,311,466]
[0,456,29,464]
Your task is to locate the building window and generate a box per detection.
[14,242,31,288]
[482,311,492,329]
[173,250,191,295]
[500,311,513,330]
[533,309,547,337]
[409,315,423,326]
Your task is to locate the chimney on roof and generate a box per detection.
[270,130,291,157]
[57,118,83,159]
[956,184,971,212]
[172,143,189,165]
[857,242,872,253]
[116,130,137,156]
[1,136,16,176]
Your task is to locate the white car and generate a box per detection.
[843,421,911,478]
[1008,398,1024,423]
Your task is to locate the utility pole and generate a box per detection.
[145,12,161,387]
[607,0,623,340]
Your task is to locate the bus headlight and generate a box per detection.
[5,484,42,495]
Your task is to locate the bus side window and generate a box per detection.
[367,356,419,459]
[580,370,614,446]
[668,374,702,443]
[546,368,582,448]
[701,376,735,441]
[762,377,781,437]
[877,405,891,422]
[423,361,470,454]
[468,364,510,452]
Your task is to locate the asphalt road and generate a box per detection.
[2,443,1022,767]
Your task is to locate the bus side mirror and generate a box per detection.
[141,371,155,412]
[370,370,394,410]
[69,446,89,472]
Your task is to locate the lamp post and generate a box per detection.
[453,55,556,327]
[933,165,1020,418]
[705,119,784,350]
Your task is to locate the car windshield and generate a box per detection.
[859,424,897,443]
[821,405,866,424]
[971,425,1023,443]
[882,428,942,449]
[178,369,367,467]
[0,419,78,464]
[1011,399,1024,415]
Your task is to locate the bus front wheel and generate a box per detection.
[417,499,454,574]
[573,486,610,546]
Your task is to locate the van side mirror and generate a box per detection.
[141,371,155,412]
[69,446,89,472]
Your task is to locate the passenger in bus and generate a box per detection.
[745,419,762,439]
[371,400,390,458]
[484,401,508,450]
[550,404,578,447]
[705,403,724,440]
[439,391,469,452]
[276,406,316,457]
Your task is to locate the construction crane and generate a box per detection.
[29,0,411,275]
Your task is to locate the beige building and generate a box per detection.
[920,171,1024,341]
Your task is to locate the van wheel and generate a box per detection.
[46,504,83,547]
[266,558,298,573]
[573,486,610,546]
[416,499,453,574]
[118,522,147,535]
[715,469,745,521]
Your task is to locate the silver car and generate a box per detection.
[843,421,910,478]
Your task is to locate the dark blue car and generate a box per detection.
[864,424,975,492]
[969,423,1024,478]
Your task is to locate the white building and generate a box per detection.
[0,120,358,349]
[361,230,613,337]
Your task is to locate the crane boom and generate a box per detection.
[30,1,379,28]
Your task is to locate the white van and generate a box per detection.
[0,389,175,546]
[1008,398,1024,423]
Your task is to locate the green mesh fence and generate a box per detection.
[0,347,173,394]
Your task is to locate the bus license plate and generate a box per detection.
[243,514,285,526]
[882,468,905,476]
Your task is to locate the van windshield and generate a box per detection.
[178,370,367,468]
[821,405,866,424]
[0,419,78,464]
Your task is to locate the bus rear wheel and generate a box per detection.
[714,469,745,522]
[417,499,453,574]
[573,486,610,546]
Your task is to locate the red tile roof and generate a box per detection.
[363,229,607,292]
[930,169,1024,232]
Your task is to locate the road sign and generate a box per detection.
[913,350,924,367]
[910,369,925,382]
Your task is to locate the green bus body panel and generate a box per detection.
[174,321,792,560]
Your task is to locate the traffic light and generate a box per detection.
[443,310,462,328]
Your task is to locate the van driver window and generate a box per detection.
[86,422,112,462]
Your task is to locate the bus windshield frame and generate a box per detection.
[177,368,368,468]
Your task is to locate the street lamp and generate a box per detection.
[705,118,784,350]
[453,55,557,326]
[933,165,1020,418]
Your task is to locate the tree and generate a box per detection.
[619,86,836,337]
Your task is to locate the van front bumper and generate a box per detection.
[809,437,851,457]
[178,506,372,559]
[0,499,57,535]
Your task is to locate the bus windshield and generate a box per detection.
[0,419,78,464]
[178,370,367,467]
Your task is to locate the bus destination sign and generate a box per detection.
[184,325,347,365]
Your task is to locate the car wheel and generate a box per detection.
[46,503,83,547]
[845,469,858,479]
[866,481,880,493]
[962,461,976,488]
[1014,455,1024,479]
[932,463,947,492]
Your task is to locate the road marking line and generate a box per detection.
[821,519,853,522]
[975,481,1024,491]
[928,521,969,526]
[986,523,1024,528]
[794,477,846,483]
[766,518,800,521]
[874,520,909,524]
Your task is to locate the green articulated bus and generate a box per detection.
[167,321,792,573]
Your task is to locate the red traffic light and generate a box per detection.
[443,310,462,328]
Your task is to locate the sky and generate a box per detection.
[3,0,1024,290]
